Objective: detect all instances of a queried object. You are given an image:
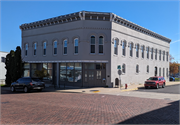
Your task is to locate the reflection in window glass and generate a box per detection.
[48,70,52,80]
[67,70,74,82]
[43,63,48,69]
[67,63,74,70]
[48,63,53,69]
[97,71,101,79]
[75,63,82,70]
[74,70,82,82]
[60,63,66,70]
[85,71,87,82]
[60,70,66,81]
[24,70,30,77]
[88,64,94,69]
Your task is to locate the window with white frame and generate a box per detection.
[74,38,78,54]
[136,44,139,58]
[155,49,157,60]
[54,40,57,55]
[25,44,28,56]
[141,45,144,58]
[159,67,161,76]
[159,50,161,60]
[90,36,95,53]
[99,36,103,54]
[151,48,153,59]
[136,64,139,73]
[163,51,165,61]
[114,39,118,55]
[43,42,46,55]
[163,68,165,77]
[122,64,126,73]
[166,68,168,77]
[63,39,67,55]
[166,52,168,61]
[147,47,149,59]
[147,65,149,73]
[34,43,37,55]
[122,41,126,56]
[130,43,133,57]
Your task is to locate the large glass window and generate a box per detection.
[63,39,67,55]
[31,64,37,77]
[141,45,144,58]
[97,71,101,79]
[99,36,103,54]
[34,43,37,55]
[25,44,28,56]
[43,63,52,80]
[43,42,46,55]
[24,63,30,77]
[90,36,95,53]
[130,43,133,57]
[54,40,57,55]
[136,44,139,58]
[114,39,118,55]
[74,38,78,54]
[151,48,153,59]
[122,41,126,56]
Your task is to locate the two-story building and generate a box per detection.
[20,11,171,87]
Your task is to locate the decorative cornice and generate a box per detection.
[19,11,171,43]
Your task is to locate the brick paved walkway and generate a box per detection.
[1,92,179,124]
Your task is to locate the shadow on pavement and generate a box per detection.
[118,101,179,124]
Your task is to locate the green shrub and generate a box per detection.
[175,78,180,81]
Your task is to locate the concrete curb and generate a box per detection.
[121,88,138,92]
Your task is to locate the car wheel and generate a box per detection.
[145,86,148,89]
[11,86,16,92]
[162,83,165,88]
[24,87,29,93]
[37,89,42,92]
[156,84,159,89]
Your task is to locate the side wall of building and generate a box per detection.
[111,22,170,86]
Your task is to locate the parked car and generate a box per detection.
[10,77,45,93]
[169,77,175,81]
[144,76,166,89]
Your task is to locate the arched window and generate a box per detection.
[25,44,28,56]
[53,40,57,55]
[141,45,144,58]
[147,47,149,59]
[166,52,168,61]
[63,39,67,55]
[159,50,161,60]
[90,36,95,53]
[122,64,126,73]
[136,64,139,73]
[155,49,157,60]
[43,42,46,55]
[130,43,133,57]
[159,68,161,76]
[163,51,165,61]
[147,65,149,73]
[99,36,103,54]
[136,44,139,58]
[114,39,118,55]
[151,48,153,59]
[34,43,37,55]
[74,38,78,54]
[122,41,126,56]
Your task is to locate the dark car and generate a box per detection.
[144,76,166,89]
[10,77,45,93]
[169,77,175,81]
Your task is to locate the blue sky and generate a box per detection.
[1,1,179,62]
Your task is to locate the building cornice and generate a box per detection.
[19,11,171,43]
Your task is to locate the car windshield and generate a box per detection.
[148,77,158,80]
[32,78,41,82]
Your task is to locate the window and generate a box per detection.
[136,44,139,58]
[43,42,46,55]
[155,49,157,60]
[166,68,168,77]
[63,39,67,55]
[141,46,144,58]
[122,41,126,56]
[1,57,5,63]
[99,36,103,54]
[136,64,139,73]
[159,50,161,60]
[159,68,161,76]
[147,65,149,73]
[163,51,165,61]
[151,48,153,59]
[147,47,149,59]
[90,36,95,53]
[23,63,30,77]
[114,39,118,55]
[97,71,101,79]
[43,63,53,80]
[122,64,126,73]
[25,44,28,56]
[166,52,168,61]
[163,68,165,77]
[34,43,37,55]
[54,40,57,55]
[74,38,78,54]
[130,43,133,57]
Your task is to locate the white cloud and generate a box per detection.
[170,40,180,44]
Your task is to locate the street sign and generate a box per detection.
[117,65,121,70]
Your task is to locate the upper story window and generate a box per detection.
[114,39,118,55]
[43,42,46,56]
[25,44,28,56]
[99,36,103,54]
[90,36,95,53]
[74,38,78,54]
[155,49,157,60]
[146,47,149,59]
[122,41,126,56]
[151,48,153,59]
[136,44,139,58]
[53,40,57,55]
[122,64,126,74]
[159,50,161,61]
[136,64,139,73]
[163,51,165,61]
[130,43,133,57]
[63,39,67,55]
[147,65,149,73]
[166,52,168,61]
[141,45,144,58]
[34,43,37,56]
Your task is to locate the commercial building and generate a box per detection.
[0,51,8,84]
[19,11,171,87]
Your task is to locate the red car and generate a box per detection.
[144,76,166,89]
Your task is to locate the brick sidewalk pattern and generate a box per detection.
[1,92,179,124]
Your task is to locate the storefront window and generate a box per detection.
[24,63,30,77]
[31,64,37,77]
[60,63,66,70]
[67,70,74,82]
[43,63,52,80]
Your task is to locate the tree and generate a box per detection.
[170,62,179,76]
